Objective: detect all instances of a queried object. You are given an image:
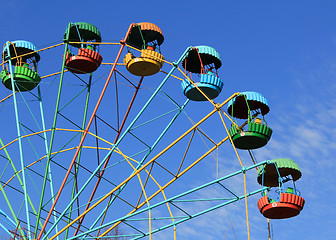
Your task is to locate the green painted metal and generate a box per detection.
[42,47,193,240]
[131,108,183,130]
[0,139,27,239]
[69,161,268,240]
[79,49,193,237]
[4,71,50,238]
[130,189,264,240]
[39,24,135,239]
[65,73,93,239]
[0,209,16,238]
[0,35,279,239]
[248,121,272,135]
[57,83,89,112]
[6,41,30,239]
[0,182,24,238]
[65,22,102,48]
[0,138,47,238]
[257,158,302,187]
[84,99,190,237]
[37,85,54,240]
[34,22,73,238]
[0,84,53,237]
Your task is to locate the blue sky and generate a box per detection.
[0,0,335,239]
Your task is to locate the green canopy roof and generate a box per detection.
[257,158,302,187]
[64,22,101,47]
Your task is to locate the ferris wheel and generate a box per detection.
[0,22,305,240]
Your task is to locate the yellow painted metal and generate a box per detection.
[0,128,119,191]
[0,91,245,238]
[176,66,217,107]
[159,69,185,81]
[0,42,119,67]
[99,132,232,239]
[48,93,239,240]
[104,134,233,238]
[40,70,68,79]
[98,94,241,238]
[97,147,175,238]
[1,43,64,67]
[125,44,172,67]
[141,49,164,63]
[247,150,259,171]
[0,43,248,239]
[120,149,152,239]
[176,129,196,176]
[101,62,125,65]
[2,145,116,191]
[0,93,14,103]
[126,57,163,76]
[243,174,251,240]
[68,42,120,46]
[221,113,251,240]
[267,218,272,240]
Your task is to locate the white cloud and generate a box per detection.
[161,54,336,239]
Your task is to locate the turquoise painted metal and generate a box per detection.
[181,46,223,101]
[83,101,190,239]
[62,161,268,240]
[0,23,298,240]
[34,23,74,238]
[4,41,32,236]
[1,40,41,91]
[257,158,302,187]
[0,208,16,238]
[42,46,192,240]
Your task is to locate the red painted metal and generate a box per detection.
[37,23,135,240]
[257,193,305,219]
[73,76,144,236]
